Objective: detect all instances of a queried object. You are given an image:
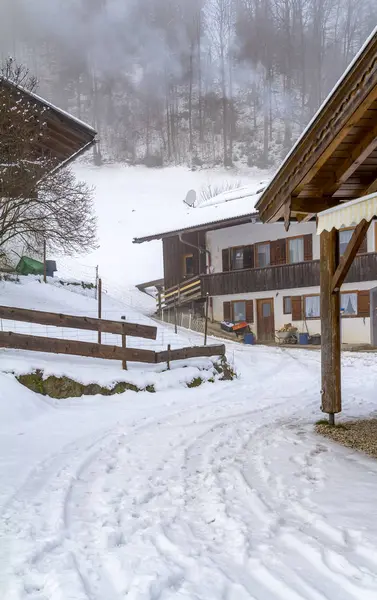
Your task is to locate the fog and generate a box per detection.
[0,0,375,168]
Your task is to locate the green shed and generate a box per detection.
[16,256,44,276]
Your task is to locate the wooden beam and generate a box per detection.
[363,174,377,195]
[156,344,225,363]
[326,123,377,195]
[0,305,157,339]
[0,331,157,363]
[290,196,339,214]
[331,219,370,292]
[320,229,341,418]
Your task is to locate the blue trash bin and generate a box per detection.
[299,332,309,345]
[244,333,255,345]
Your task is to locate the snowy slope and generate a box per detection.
[0,277,222,393]
[1,279,377,598]
[59,164,268,294]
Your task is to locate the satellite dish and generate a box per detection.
[184,189,197,207]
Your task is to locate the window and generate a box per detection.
[232,248,244,270]
[339,229,353,257]
[233,301,246,322]
[283,297,292,314]
[305,295,320,318]
[262,302,271,317]
[341,292,357,316]
[184,254,194,276]
[228,245,254,270]
[288,237,304,263]
[256,242,270,267]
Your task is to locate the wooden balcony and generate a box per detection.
[201,252,377,297]
[160,276,202,309]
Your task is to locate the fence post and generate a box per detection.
[167,343,171,370]
[122,333,127,370]
[204,293,209,345]
[43,239,47,283]
[95,265,99,300]
[98,278,102,344]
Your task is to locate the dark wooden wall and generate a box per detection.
[201,252,377,296]
[163,231,206,289]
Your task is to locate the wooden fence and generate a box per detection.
[0,306,225,368]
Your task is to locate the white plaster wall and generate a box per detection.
[207,222,317,272]
[206,219,377,273]
[211,280,377,344]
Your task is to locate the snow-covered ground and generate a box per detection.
[2,278,377,599]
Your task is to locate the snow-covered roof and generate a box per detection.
[133,183,265,243]
[0,77,97,169]
[0,76,96,135]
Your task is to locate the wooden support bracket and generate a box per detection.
[331,219,370,293]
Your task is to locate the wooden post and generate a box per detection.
[122,333,127,370]
[158,291,162,314]
[320,229,341,423]
[95,265,99,300]
[167,343,171,370]
[204,293,209,345]
[98,278,102,344]
[43,239,47,283]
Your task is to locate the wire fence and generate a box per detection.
[156,309,206,336]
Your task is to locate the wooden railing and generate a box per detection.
[201,252,377,297]
[160,276,202,309]
[0,305,225,369]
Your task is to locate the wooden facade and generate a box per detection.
[162,231,206,290]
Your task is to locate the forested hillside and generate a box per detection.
[1,0,375,167]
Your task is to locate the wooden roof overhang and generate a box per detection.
[0,77,97,170]
[256,28,377,226]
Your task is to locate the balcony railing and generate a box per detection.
[201,252,377,297]
[158,253,377,310]
[160,276,202,309]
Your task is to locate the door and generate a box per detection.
[371,287,377,346]
[257,298,275,342]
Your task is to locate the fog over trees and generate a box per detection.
[1,0,375,168]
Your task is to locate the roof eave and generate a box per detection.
[133,212,260,244]
[256,27,377,222]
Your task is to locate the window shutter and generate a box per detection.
[222,249,230,272]
[357,232,367,254]
[270,240,277,266]
[291,296,303,321]
[276,238,287,265]
[304,234,313,261]
[223,301,231,321]
[358,290,370,317]
[245,300,254,322]
[243,245,255,269]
